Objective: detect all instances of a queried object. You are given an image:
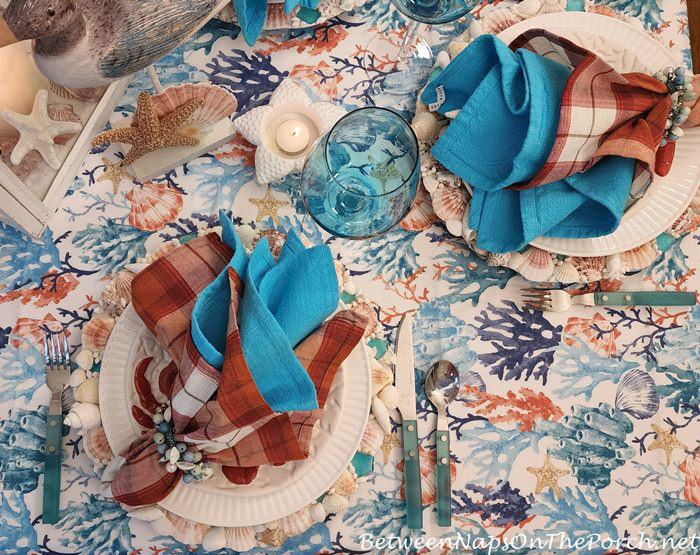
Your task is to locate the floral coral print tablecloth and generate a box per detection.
[1,1,699,554]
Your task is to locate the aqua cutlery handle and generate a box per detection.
[594,291,697,307]
[43,414,62,524]
[436,428,451,526]
[402,420,423,529]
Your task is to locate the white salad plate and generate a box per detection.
[497,12,700,256]
[99,302,372,527]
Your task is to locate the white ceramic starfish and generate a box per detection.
[1,89,82,170]
[233,80,346,184]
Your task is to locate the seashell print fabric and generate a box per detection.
[0,1,698,553]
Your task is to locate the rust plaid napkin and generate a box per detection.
[110,232,367,507]
[509,29,698,187]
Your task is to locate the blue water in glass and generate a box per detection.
[301,108,420,239]
[393,0,469,25]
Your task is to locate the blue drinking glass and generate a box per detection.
[300,107,420,239]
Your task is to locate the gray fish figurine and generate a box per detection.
[3,0,224,88]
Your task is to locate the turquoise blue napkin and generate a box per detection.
[233,0,320,46]
[421,34,636,253]
[191,210,339,411]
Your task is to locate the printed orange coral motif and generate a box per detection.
[215,133,256,167]
[125,181,183,232]
[462,387,564,432]
[679,450,700,506]
[563,312,621,357]
[397,446,457,505]
[0,272,79,308]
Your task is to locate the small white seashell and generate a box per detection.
[371,360,393,395]
[127,505,165,522]
[344,281,357,295]
[378,384,399,410]
[168,447,180,464]
[436,51,451,69]
[432,184,468,224]
[144,233,167,255]
[333,467,358,497]
[64,402,101,430]
[176,462,195,471]
[446,218,463,236]
[309,502,326,523]
[75,377,99,404]
[514,0,543,17]
[202,526,227,552]
[444,109,460,119]
[515,247,555,282]
[69,368,87,388]
[224,526,257,552]
[74,350,94,372]
[359,417,384,454]
[322,492,350,514]
[412,111,444,142]
[423,174,439,194]
[278,507,314,536]
[551,261,580,283]
[447,40,468,60]
[164,405,172,422]
[237,224,256,249]
[372,396,392,434]
[467,18,484,39]
[606,253,622,278]
[506,251,525,271]
[481,6,522,34]
[150,516,175,536]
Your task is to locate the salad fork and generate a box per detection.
[522,288,697,312]
[43,332,71,525]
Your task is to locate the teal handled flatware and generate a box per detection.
[522,289,697,313]
[43,332,70,525]
[425,360,460,527]
[395,313,423,530]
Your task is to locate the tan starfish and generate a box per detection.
[249,188,289,225]
[648,424,687,465]
[527,455,570,499]
[369,155,402,191]
[380,432,401,464]
[92,91,202,167]
[97,157,134,194]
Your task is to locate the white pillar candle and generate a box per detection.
[275,119,310,155]
[0,41,51,136]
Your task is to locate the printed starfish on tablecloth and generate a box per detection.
[250,188,289,225]
[1,89,82,170]
[527,455,570,499]
[97,157,135,194]
[91,91,202,167]
[647,424,687,465]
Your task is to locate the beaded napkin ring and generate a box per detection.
[151,405,213,483]
[653,66,697,146]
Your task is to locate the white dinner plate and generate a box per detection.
[497,12,700,256]
[99,303,372,527]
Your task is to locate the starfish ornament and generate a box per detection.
[97,157,135,194]
[250,188,289,225]
[647,424,687,465]
[233,79,347,185]
[92,91,202,167]
[1,89,82,170]
[369,155,403,191]
[380,432,401,464]
[527,455,570,498]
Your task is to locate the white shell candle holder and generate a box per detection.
[233,79,346,185]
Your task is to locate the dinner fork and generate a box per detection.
[522,288,697,312]
[43,332,71,525]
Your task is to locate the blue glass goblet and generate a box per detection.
[300,107,420,239]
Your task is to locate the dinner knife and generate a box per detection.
[395,312,423,530]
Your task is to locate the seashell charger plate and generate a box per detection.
[99,301,371,527]
[416,12,700,283]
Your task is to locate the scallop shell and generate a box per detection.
[48,103,81,145]
[74,350,93,373]
[0,136,42,179]
[164,513,208,545]
[606,253,622,279]
[534,0,566,15]
[83,426,114,464]
[552,261,580,283]
[359,417,384,455]
[257,229,286,257]
[75,377,99,404]
[151,83,237,132]
[278,507,314,537]
[460,370,486,403]
[332,467,358,497]
[516,247,555,282]
[64,402,101,431]
[481,7,522,34]
[309,502,326,522]
[50,83,108,102]
[620,240,661,272]
[615,368,659,420]
[486,252,512,267]
[349,298,382,338]
[224,526,258,552]
[512,0,543,17]
[371,360,393,395]
[112,270,135,301]
[371,396,392,434]
[570,256,606,282]
[411,112,444,142]
[322,492,350,514]
[202,526,226,552]
[125,182,183,232]
[432,184,468,224]
[257,526,286,547]
[81,314,115,355]
[378,384,399,410]
[401,183,438,231]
